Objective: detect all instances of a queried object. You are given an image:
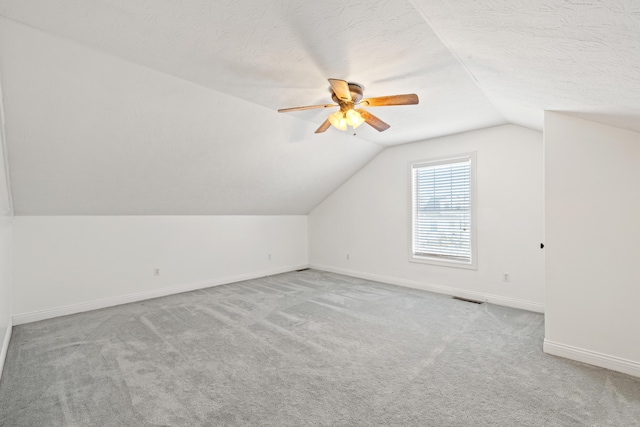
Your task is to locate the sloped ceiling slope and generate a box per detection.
[0,0,506,215]
[0,19,382,215]
[0,0,638,215]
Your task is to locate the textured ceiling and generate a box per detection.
[0,0,506,145]
[411,0,640,133]
[0,0,638,214]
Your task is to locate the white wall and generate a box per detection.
[13,216,307,323]
[0,218,11,377]
[309,125,544,311]
[544,112,640,377]
[0,74,13,378]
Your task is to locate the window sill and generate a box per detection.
[409,255,477,270]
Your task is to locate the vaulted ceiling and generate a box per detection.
[0,0,638,215]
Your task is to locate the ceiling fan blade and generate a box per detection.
[278,104,338,113]
[328,78,352,102]
[356,109,390,132]
[314,119,332,134]
[360,94,419,107]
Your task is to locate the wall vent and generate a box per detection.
[452,296,484,304]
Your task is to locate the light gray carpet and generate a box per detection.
[1,270,639,426]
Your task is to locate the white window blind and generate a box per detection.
[412,157,472,264]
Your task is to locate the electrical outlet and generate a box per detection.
[268,254,271,260]
[346,254,350,260]
[154,268,160,276]
[503,273,509,282]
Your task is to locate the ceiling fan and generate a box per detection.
[278,78,419,133]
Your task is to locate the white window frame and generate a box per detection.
[409,152,477,270]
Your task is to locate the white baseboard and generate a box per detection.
[309,263,544,313]
[12,264,308,325]
[544,339,640,378]
[0,318,12,381]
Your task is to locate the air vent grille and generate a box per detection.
[452,296,484,304]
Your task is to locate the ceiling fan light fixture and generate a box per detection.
[345,109,365,129]
[328,110,348,130]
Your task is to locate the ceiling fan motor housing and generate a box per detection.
[331,83,364,104]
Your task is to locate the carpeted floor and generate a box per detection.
[1,270,639,426]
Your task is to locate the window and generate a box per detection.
[410,153,476,269]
